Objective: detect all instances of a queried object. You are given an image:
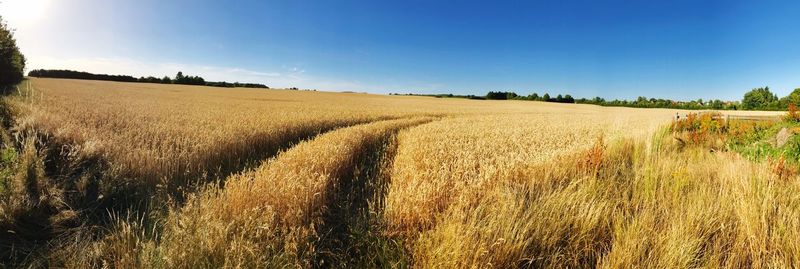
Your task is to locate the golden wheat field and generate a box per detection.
[11,78,681,195]
[1,78,796,268]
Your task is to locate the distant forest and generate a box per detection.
[393,86,800,111]
[28,69,270,89]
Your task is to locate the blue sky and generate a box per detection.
[2,0,799,100]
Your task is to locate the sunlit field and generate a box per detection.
[1,78,795,268]
[2,0,800,266]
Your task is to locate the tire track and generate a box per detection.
[152,116,439,268]
[313,126,406,268]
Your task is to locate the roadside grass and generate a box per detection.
[672,111,800,172]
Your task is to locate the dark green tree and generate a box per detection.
[506,92,518,99]
[175,71,185,83]
[486,91,518,100]
[0,16,26,89]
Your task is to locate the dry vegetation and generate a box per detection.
[0,78,796,268]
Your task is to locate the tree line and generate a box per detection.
[27,69,270,89]
[575,96,740,110]
[485,91,576,103]
[395,87,800,111]
[483,91,737,109]
[390,91,577,103]
[576,87,800,111]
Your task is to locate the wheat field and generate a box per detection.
[0,78,795,268]
[11,78,680,195]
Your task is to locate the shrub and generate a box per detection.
[670,112,729,146]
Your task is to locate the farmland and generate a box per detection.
[0,78,796,268]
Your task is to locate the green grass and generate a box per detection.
[728,121,800,166]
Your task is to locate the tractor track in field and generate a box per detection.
[112,115,414,204]
[308,117,440,268]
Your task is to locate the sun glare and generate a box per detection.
[0,0,51,26]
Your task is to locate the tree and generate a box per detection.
[175,71,185,83]
[486,91,505,100]
[530,93,540,101]
[564,94,575,103]
[742,86,778,110]
[542,93,551,102]
[172,71,207,85]
[486,91,517,100]
[781,88,800,108]
[0,16,26,89]
[711,99,724,110]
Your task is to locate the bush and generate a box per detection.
[670,112,728,146]
[785,104,800,123]
[0,16,26,89]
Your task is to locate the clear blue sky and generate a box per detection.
[2,0,799,100]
